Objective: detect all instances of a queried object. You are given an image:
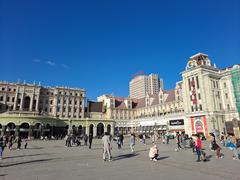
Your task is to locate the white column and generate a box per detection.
[13,92,18,110]
[35,94,40,112]
[20,93,24,111]
[66,97,69,117]
[30,94,34,111]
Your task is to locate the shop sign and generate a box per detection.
[169,119,184,126]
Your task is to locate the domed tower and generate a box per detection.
[186,53,212,70]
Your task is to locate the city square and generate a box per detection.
[1,138,240,180]
[1,0,240,180]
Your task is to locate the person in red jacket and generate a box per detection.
[195,134,202,162]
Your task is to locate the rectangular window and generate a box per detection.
[225,93,228,99]
[7,97,10,102]
[191,106,194,112]
[219,103,222,110]
[12,97,15,102]
[227,104,230,110]
[196,76,199,89]
[188,78,191,91]
[224,82,227,88]
[216,81,219,89]
[190,96,192,101]
[195,105,198,111]
[198,93,201,100]
[199,104,202,111]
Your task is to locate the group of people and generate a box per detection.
[184,132,240,162]
[0,134,28,159]
[65,134,93,149]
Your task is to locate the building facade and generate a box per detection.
[0,82,114,138]
[1,53,239,139]
[99,53,240,138]
[129,73,163,99]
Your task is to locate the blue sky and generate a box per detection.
[0,0,240,100]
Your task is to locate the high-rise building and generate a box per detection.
[129,73,163,99]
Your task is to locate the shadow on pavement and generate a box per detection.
[157,156,169,160]
[3,153,52,159]
[113,153,139,161]
[0,158,58,167]
[27,146,44,150]
[206,155,214,161]
[135,149,149,153]
[0,174,7,177]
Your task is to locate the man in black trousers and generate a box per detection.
[89,133,93,149]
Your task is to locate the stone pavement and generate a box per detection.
[0,138,240,180]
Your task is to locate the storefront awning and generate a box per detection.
[139,120,167,126]
[140,121,156,126]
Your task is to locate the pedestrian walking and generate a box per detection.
[17,136,22,150]
[130,133,135,152]
[210,133,223,158]
[189,137,196,153]
[230,135,239,160]
[65,135,71,147]
[175,132,182,151]
[9,135,14,150]
[142,133,146,145]
[116,135,121,149]
[102,132,112,161]
[0,136,5,159]
[84,134,88,146]
[195,134,202,162]
[89,133,93,149]
[119,134,124,146]
[24,139,28,149]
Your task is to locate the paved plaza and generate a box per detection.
[0,138,240,180]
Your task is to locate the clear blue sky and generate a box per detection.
[0,0,240,100]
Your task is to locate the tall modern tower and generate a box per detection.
[129,73,163,99]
